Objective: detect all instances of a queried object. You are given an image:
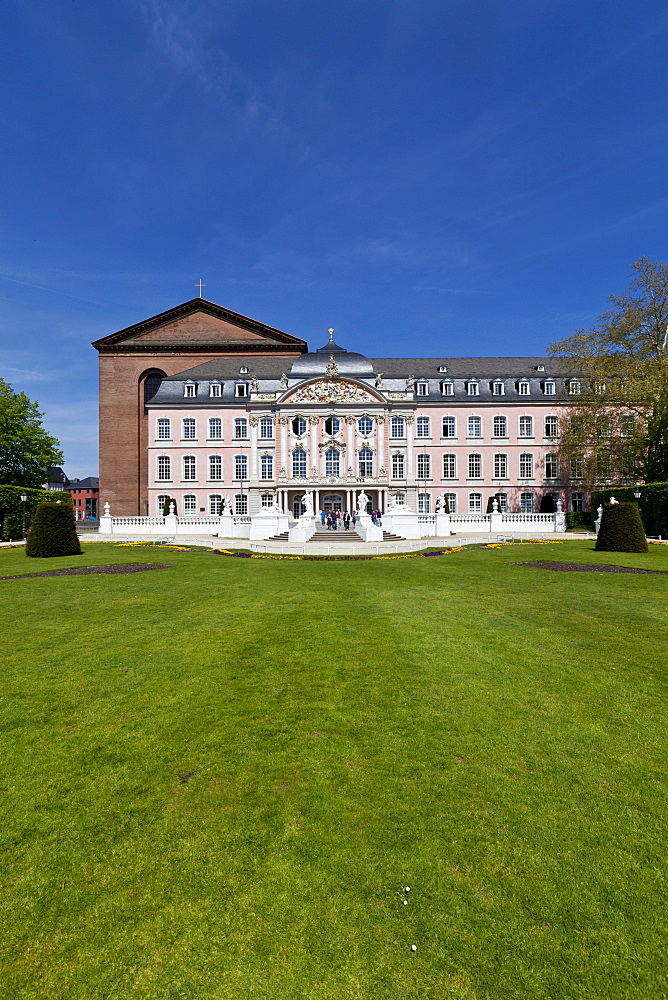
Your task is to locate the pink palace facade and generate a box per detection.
[145,329,585,519]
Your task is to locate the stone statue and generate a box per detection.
[435,493,447,513]
[387,493,405,512]
[168,500,176,515]
[222,496,233,516]
[300,492,314,517]
[405,375,415,392]
[357,491,370,514]
[375,372,384,389]
[262,497,282,514]
[250,376,259,392]
[280,372,288,390]
[609,496,619,504]
[103,501,111,516]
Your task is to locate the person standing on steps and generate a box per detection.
[320,510,326,527]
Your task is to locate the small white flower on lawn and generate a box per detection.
[403,900,408,905]
[411,944,417,952]
[405,886,410,892]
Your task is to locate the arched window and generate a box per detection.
[157,418,171,440]
[234,455,248,481]
[183,455,196,481]
[325,416,341,435]
[143,372,164,405]
[183,494,197,514]
[325,449,340,476]
[468,492,482,513]
[292,449,307,477]
[392,454,405,479]
[390,416,405,438]
[209,494,223,515]
[209,455,222,480]
[157,494,169,514]
[519,491,534,513]
[418,493,430,513]
[208,417,222,439]
[292,416,307,436]
[358,449,373,476]
[519,453,533,479]
[358,416,373,435]
[157,456,171,481]
[445,492,457,513]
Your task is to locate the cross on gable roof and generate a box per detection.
[91,298,308,353]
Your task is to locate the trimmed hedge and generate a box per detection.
[0,484,71,541]
[595,502,648,553]
[592,482,668,538]
[565,511,594,530]
[25,501,82,558]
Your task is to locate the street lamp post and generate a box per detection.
[634,489,641,502]
[20,494,28,539]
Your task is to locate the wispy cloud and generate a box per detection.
[2,367,54,383]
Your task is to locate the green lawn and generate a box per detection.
[1,540,667,1000]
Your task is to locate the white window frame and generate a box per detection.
[466,381,479,396]
[208,455,222,481]
[209,494,223,515]
[520,491,534,513]
[493,453,508,479]
[157,455,171,482]
[390,416,405,438]
[544,415,559,438]
[260,455,273,480]
[182,417,196,440]
[416,381,428,396]
[391,453,405,479]
[234,418,248,439]
[208,417,222,440]
[445,492,457,513]
[358,416,373,435]
[468,453,482,479]
[416,453,431,480]
[543,381,555,396]
[417,493,431,513]
[492,380,505,396]
[468,492,482,513]
[183,455,196,481]
[571,491,585,512]
[416,416,430,438]
[234,455,248,481]
[518,415,533,438]
[519,453,533,479]
[157,418,171,440]
[235,383,248,397]
[440,380,454,396]
[292,449,307,477]
[235,493,248,515]
[493,415,507,438]
[442,416,456,438]
[292,416,307,436]
[325,448,341,476]
[157,493,169,513]
[184,382,197,398]
[518,380,531,396]
[442,454,456,479]
[568,380,581,395]
[183,494,197,515]
[209,382,222,397]
[467,415,482,438]
[545,453,559,480]
[259,417,274,439]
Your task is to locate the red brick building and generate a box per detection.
[70,477,100,520]
[92,298,307,515]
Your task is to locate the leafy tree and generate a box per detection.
[549,257,668,486]
[0,379,63,488]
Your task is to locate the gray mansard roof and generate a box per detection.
[151,335,577,406]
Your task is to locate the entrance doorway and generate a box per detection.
[323,493,343,512]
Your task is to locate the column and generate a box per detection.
[250,417,258,478]
[280,418,288,475]
[309,415,319,475]
[376,415,385,477]
[346,415,354,475]
[406,415,415,478]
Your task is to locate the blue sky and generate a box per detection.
[2,0,668,477]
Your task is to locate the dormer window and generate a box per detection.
[536,365,545,372]
[209,382,222,397]
[235,383,248,397]
[466,381,479,396]
[184,381,197,398]
[492,380,504,396]
[438,365,448,373]
[416,381,428,396]
[239,366,249,374]
[518,380,530,396]
[440,380,454,396]
[568,379,581,395]
[544,380,555,395]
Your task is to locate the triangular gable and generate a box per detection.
[92,298,307,351]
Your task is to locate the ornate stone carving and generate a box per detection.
[345,415,356,424]
[405,415,415,424]
[288,380,377,404]
[250,376,260,392]
[249,416,259,427]
[405,375,415,391]
[257,393,276,400]
[278,416,290,425]
[388,393,409,399]
[280,373,288,390]
[375,372,384,389]
[326,355,339,378]
[308,415,320,424]
[376,415,386,424]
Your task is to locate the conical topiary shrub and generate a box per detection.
[26,501,82,558]
[595,502,648,553]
